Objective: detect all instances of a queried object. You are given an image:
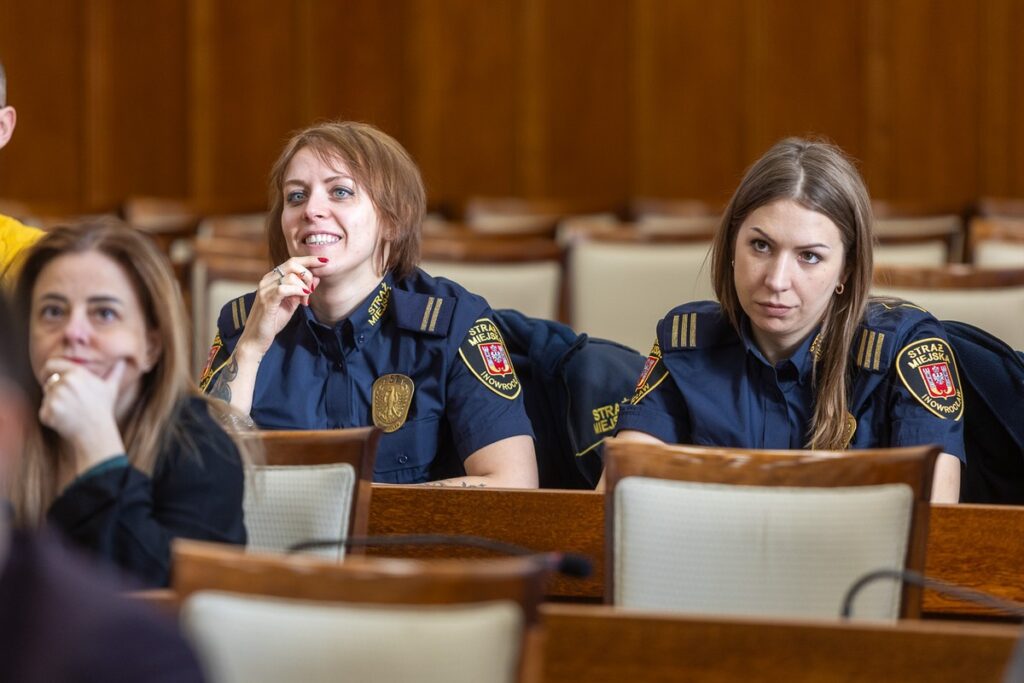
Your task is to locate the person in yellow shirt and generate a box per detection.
[1,59,43,281]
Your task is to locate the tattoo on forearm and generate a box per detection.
[420,480,487,488]
[209,356,238,403]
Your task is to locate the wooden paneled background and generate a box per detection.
[0,0,1021,213]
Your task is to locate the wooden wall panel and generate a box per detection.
[406,0,521,208]
[1,0,1022,214]
[85,0,188,209]
[189,0,302,211]
[979,0,1024,198]
[297,0,407,138]
[0,0,84,208]
[522,0,631,202]
[632,0,744,202]
[744,0,865,163]
[872,0,980,203]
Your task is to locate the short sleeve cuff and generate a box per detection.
[615,403,681,443]
[452,413,535,462]
[890,419,966,464]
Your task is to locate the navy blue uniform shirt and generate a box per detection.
[617,299,966,460]
[201,268,534,483]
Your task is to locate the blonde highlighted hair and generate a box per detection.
[710,137,874,450]
[10,220,254,524]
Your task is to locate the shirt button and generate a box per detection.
[357,333,365,344]
[398,455,409,464]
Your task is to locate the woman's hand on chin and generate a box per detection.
[238,256,326,358]
[39,357,127,472]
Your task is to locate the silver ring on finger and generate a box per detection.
[273,265,285,279]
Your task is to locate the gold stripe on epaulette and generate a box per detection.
[670,313,698,348]
[231,299,241,330]
[864,331,878,369]
[856,329,868,367]
[428,298,443,332]
[420,297,436,331]
[239,297,248,326]
[872,332,885,370]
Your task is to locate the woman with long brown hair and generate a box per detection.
[613,138,963,502]
[10,220,249,586]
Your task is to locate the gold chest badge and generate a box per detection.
[372,374,415,433]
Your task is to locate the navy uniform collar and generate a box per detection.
[302,272,394,355]
[738,315,819,385]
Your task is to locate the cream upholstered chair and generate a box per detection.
[872,265,1024,350]
[567,226,716,352]
[629,198,721,236]
[872,200,964,265]
[173,540,548,683]
[189,217,267,371]
[420,230,564,321]
[967,217,1024,268]
[242,429,379,561]
[603,439,938,621]
[463,196,617,237]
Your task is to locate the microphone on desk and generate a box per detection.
[287,534,594,579]
[841,568,1024,683]
[840,568,1024,620]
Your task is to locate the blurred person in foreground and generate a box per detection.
[0,288,205,682]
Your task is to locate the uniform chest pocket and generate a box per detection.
[374,417,441,484]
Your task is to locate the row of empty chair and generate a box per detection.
[151,430,1024,681]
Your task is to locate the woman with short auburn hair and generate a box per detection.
[201,121,538,488]
[613,138,964,502]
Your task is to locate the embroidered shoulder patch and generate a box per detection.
[630,340,670,405]
[198,333,225,392]
[458,319,521,400]
[895,337,964,421]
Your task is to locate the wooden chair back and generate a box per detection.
[190,233,269,370]
[245,428,380,554]
[603,439,939,619]
[629,198,721,236]
[463,196,618,237]
[872,264,1024,349]
[966,216,1024,266]
[173,539,549,683]
[872,200,965,264]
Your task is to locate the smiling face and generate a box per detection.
[733,199,847,363]
[280,147,388,287]
[29,250,160,395]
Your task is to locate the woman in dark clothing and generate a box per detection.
[9,220,250,587]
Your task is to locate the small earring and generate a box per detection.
[835,283,845,295]
[731,260,735,268]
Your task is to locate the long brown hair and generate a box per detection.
[710,137,874,450]
[10,220,253,524]
[266,121,425,280]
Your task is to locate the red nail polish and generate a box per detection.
[303,288,310,294]
[318,257,329,263]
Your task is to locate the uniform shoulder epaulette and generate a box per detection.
[217,291,257,339]
[391,289,456,336]
[657,301,734,351]
[852,300,933,372]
